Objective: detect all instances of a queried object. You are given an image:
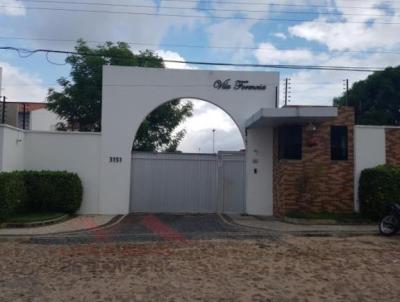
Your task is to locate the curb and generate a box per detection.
[283,216,374,226]
[228,216,378,237]
[1,214,70,229]
[284,217,337,225]
[39,214,125,236]
[0,215,125,241]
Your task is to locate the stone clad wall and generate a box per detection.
[273,107,355,217]
[385,128,400,166]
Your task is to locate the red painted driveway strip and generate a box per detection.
[141,214,186,242]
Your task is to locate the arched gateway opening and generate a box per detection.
[99,66,279,215]
[129,98,246,214]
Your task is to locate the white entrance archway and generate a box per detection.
[99,66,279,215]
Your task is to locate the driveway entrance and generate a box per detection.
[130,152,245,214]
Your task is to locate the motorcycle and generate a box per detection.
[379,203,400,236]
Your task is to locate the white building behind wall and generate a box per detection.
[0,102,65,131]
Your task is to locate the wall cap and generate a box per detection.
[355,125,400,129]
[0,124,101,136]
[0,124,25,132]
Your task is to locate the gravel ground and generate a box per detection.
[1,235,400,301]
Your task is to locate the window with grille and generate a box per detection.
[18,112,31,130]
[331,126,348,160]
[278,125,302,160]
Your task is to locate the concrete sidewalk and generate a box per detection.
[229,215,378,235]
[0,215,118,236]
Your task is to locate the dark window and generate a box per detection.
[278,125,302,160]
[331,126,348,160]
[18,112,30,130]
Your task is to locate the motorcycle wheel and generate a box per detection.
[379,215,399,236]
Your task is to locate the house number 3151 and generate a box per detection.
[109,156,122,163]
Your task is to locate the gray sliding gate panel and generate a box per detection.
[130,153,218,213]
[130,152,245,214]
[219,152,246,214]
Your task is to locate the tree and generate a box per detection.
[47,40,193,151]
[334,66,400,125]
[133,99,193,152]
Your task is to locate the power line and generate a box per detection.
[159,0,400,5]
[0,80,354,87]
[0,45,385,72]
[45,52,68,65]
[14,0,400,10]
[2,36,400,55]
[11,0,399,18]
[3,5,400,25]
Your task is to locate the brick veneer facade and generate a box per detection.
[386,128,400,166]
[273,107,355,217]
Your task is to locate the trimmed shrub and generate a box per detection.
[0,172,26,221]
[23,171,83,214]
[359,165,400,220]
[0,171,82,221]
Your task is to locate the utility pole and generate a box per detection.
[284,78,288,106]
[284,78,291,106]
[212,129,216,154]
[1,96,5,124]
[343,79,349,106]
[22,103,27,130]
[0,67,4,124]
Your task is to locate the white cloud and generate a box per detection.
[0,0,26,16]
[156,50,196,69]
[289,19,400,51]
[178,128,244,153]
[276,51,398,106]
[254,38,400,106]
[205,0,324,62]
[207,20,256,49]
[0,62,47,102]
[10,0,205,52]
[255,42,328,64]
[273,33,287,40]
[207,20,257,62]
[289,1,400,51]
[176,100,244,153]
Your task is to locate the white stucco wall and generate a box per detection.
[100,66,279,215]
[0,125,25,171]
[354,125,386,212]
[0,126,101,214]
[245,127,274,215]
[23,131,101,214]
[30,108,65,131]
[1,67,281,216]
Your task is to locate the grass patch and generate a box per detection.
[286,212,373,223]
[5,212,66,223]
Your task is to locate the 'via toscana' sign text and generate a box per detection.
[213,79,267,91]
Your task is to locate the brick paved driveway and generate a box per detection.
[30,214,275,244]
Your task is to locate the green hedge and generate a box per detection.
[0,171,82,221]
[359,165,400,220]
[0,172,26,221]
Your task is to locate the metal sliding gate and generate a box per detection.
[130,151,245,214]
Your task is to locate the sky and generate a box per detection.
[0,0,399,152]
